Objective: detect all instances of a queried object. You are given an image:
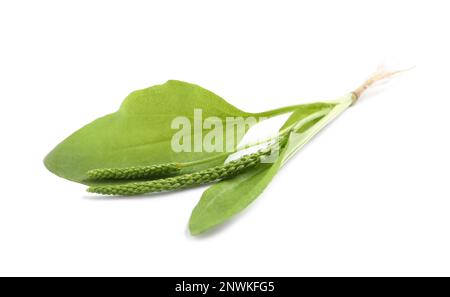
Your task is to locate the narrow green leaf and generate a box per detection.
[189,163,279,235]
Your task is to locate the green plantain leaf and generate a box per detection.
[45,80,301,185]
[189,161,282,235]
[189,94,353,235]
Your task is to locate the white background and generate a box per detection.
[1,0,449,276]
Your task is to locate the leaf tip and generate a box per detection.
[188,219,202,236]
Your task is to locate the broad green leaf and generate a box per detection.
[189,94,353,235]
[45,80,300,185]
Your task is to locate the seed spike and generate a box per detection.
[87,137,288,196]
[87,163,181,180]
[88,154,262,195]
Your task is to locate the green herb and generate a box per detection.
[45,66,407,235]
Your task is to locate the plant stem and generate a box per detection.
[254,104,308,118]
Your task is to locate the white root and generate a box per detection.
[351,65,413,105]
